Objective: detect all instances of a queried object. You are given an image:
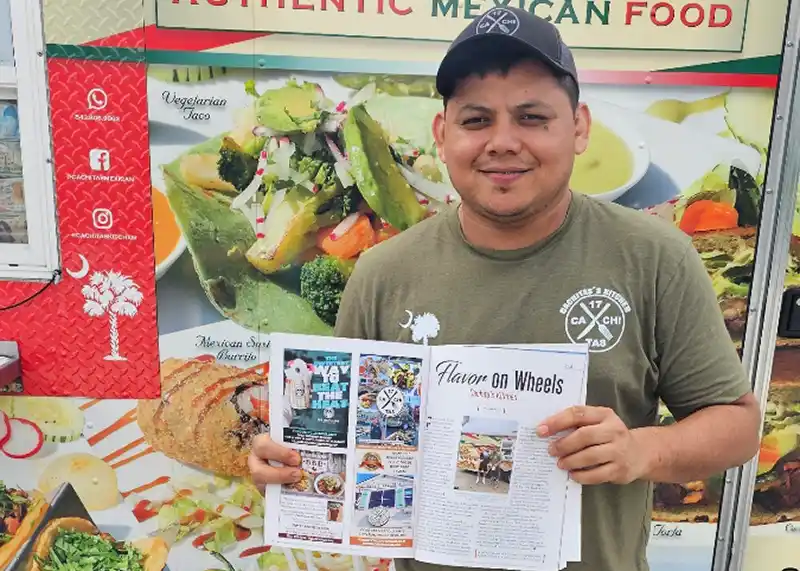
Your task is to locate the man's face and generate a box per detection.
[433,60,590,223]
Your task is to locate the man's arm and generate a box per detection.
[631,393,760,484]
[641,242,761,483]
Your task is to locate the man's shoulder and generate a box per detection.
[581,194,692,259]
[354,208,453,274]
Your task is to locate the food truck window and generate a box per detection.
[0,0,59,282]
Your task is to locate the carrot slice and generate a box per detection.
[758,445,782,472]
[679,200,739,234]
[682,491,704,505]
[318,213,376,259]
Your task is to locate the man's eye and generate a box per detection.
[521,114,548,122]
[462,116,487,124]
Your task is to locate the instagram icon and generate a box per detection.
[92,208,113,230]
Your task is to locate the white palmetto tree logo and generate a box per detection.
[399,311,440,346]
[81,271,143,361]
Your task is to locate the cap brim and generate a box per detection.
[436,34,573,99]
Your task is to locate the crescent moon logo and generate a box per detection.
[399,310,414,329]
[65,254,89,280]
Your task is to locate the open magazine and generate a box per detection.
[265,333,589,571]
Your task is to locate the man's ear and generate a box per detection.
[432,110,447,164]
[574,102,591,156]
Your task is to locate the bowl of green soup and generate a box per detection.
[570,99,650,202]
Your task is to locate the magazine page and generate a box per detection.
[264,333,428,558]
[472,344,587,568]
[413,344,589,571]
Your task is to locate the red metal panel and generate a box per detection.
[0,57,160,398]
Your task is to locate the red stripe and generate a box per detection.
[142,24,270,52]
[579,70,777,89]
[82,28,145,49]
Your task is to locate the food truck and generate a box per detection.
[1,0,800,570]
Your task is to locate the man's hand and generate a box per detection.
[248,434,303,494]
[538,405,649,485]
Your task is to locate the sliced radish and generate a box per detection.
[330,213,360,241]
[2,418,44,459]
[0,411,10,448]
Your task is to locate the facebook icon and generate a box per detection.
[89,149,110,172]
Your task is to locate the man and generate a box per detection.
[248,6,761,571]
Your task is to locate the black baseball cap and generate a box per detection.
[435,7,579,100]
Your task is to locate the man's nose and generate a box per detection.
[485,121,524,155]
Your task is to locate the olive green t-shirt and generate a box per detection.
[334,191,750,571]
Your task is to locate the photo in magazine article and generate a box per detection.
[283,349,352,448]
[279,450,348,544]
[455,417,517,495]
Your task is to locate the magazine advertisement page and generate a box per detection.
[265,335,589,570]
[266,333,428,558]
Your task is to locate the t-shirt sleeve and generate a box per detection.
[333,260,376,341]
[655,243,752,421]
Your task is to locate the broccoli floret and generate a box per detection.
[217,136,259,192]
[314,186,362,227]
[299,255,355,326]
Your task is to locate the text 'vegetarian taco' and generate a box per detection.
[652,339,800,525]
[0,484,48,570]
[27,517,168,571]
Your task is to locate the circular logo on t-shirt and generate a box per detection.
[377,386,405,417]
[476,8,521,36]
[561,287,631,353]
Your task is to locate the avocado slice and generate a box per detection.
[724,88,775,155]
[254,79,329,134]
[162,151,332,336]
[343,104,428,231]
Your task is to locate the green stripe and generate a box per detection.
[46,44,144,62]
[147,50,439,75]
[47,43,783,78]
[661,55,781,76]
[146,50,256,69]
[46,44,437,74]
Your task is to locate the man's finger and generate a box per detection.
[538,406,611,436]
[557,442,615,472]
[251,434,301,466]
[248,453,303,487]
[549,425,614,458]
[567,462,617,486]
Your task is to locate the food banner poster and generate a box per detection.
[0,0,795,571]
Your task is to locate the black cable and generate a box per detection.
[0,269,61,311]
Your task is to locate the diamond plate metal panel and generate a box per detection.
[43,0,145,47]
[0,56,160,398]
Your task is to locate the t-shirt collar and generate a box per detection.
[445,191,586,261]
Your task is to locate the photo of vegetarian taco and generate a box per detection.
[137,356,270,477]
[0,483,48,570]
[652,338,800,524]
[158,77,452,336]
[25,517,168,571]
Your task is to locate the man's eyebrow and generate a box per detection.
[457,101,553,113]
[458,103,493,114]
[517,100,553,111]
